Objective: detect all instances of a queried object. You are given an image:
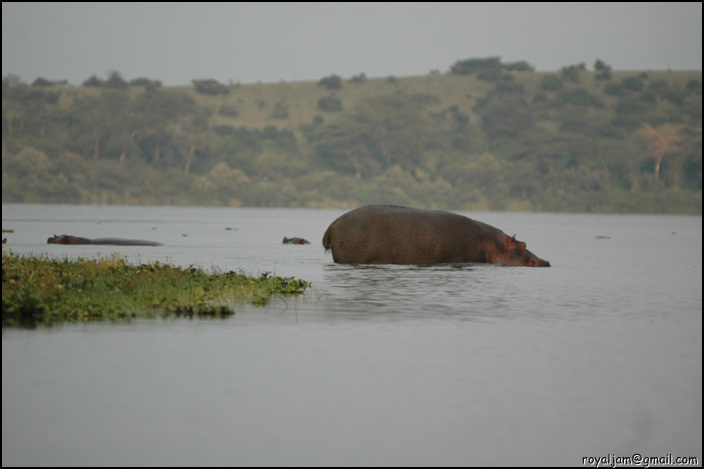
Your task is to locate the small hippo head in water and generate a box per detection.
[283,237,310,245]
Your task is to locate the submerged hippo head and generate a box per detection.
[493,235,550,267]
[47,234,78,245]
[283,237,310,245]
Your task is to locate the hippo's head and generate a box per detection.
[496,235,550,267]
[46,234,76,245]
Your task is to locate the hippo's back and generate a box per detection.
[323,205,489,264]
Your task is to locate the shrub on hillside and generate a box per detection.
[540,74,563,91]
[318,95,343,112]
[318,75,343,90]
[192,79,230,96]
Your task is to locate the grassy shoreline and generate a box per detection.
[2,251,310,327]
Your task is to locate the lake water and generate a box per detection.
[2,204,702,466]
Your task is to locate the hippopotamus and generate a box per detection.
[322,205,550,267]
[47,234,163,246]
[282,237,310,245]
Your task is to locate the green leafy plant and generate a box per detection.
[2,253,310,327]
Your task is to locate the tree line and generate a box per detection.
[2,58,702,213]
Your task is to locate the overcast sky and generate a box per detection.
[2,2,702,86]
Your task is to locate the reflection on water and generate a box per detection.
[319,264,518,321]
[2,205,702,465]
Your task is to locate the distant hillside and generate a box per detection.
[2,62,702,213]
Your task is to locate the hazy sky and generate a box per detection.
[2,2,702,86]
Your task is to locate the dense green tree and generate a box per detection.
[31,77,57,87]
[309,93,435,176]
[350,73,367,83]
[318,95,343,112]
[129,77,162,88]
[105,71,128,89]
[450,56,503,76]
[130,88,195,163]
[594,59,611,71]
[82,75,104,87]
[560,63,585,83]
[622,76,645,92]
[354,94,433,170]
[309,118,375,177]
[504,60,534,72]
[192,79,229,95]
[71,90,131,160]
[318,75,343,90]
[2,85,58,138]
[540,74,563,91]
[477,95,533,140]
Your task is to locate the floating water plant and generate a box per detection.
[2,252,310,327]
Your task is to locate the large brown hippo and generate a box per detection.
[47,234,163,246]
[322,205,550,267]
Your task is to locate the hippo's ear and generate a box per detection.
[508,235,527,252]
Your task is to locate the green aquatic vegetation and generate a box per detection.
[2,252,310,327]
[248,272,310,305]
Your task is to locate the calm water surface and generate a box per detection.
[2,204,702,466]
